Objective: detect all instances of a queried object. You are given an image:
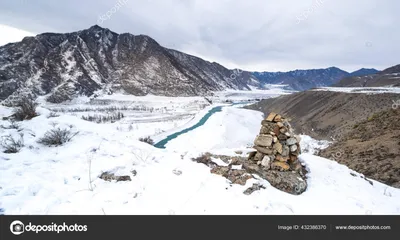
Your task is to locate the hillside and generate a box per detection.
[245,90,400,187]
[0,25,260,105]
[253,67,349,91]
[335,64,400,87]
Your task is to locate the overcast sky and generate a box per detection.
[0,0,398,72]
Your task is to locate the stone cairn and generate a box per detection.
[248,112,302,173]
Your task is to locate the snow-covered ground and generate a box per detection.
[1,90,399,215]
[312,87,400,94]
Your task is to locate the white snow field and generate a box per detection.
[0,89,399,215]
[312,87,400,94]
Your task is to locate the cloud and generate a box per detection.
[0,0,398,72]
[0,24,34,46]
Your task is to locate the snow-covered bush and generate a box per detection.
[38,127,79,146]
[13,97,39,121]
[1,133,24,153]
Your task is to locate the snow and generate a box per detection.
[1,92,399,215]
[312,87,400,94]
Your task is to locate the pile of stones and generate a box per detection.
[192,112,308,195]
[248,112,303,173]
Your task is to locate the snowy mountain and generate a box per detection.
[335,64,400,87]
[253,67,349,91]
[0,25,260,104]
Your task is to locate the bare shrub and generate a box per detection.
[47,112,60,118]
[81,112,125,123]
[1,133,24,153]
[13,97,39,121]
[138,136,154,145]
[38,127,79,146]
[0,120,21,130]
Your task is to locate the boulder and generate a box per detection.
[254,146,273,155]
[261,156,271,169]
[287,137,297,145]
[273,141,283,154]
[254,134,273,147]
[265,112,277,121]
[290,145,298,152]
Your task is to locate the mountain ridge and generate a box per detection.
[0,25,260,104]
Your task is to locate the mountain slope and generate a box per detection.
[245,90,400,187]
[334,64,400,87]
[348,68,379,77]
[253,67,349,91]
[0,25,260,104]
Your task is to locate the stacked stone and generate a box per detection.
[248,112,302,172]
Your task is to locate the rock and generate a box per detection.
[289,161,303,173]
[291,149,300,156]
[273,136,278,143]
[254,146,273,155]
[271,161,290,171]
[277,122,284,128]
[172,169,182,176]
[233,174,253,185]
[278,134,288,140]
[295,135,301,143]
[261,156,271,169]
[234,150,243,155]
[254,152,265,162]
[273,125,281,136]
[273,142,283,154]
[257,161,261,165]
[131,170,137,176]
[289,155,298,162]
[230,157,242,165]
[275,154,289,162]
[99,172,132,182]
[274,114,282,122]
[290,145,298,152]
[211,166,230,176]
[260,126,270,134]
[265,112,277,122]
[280,127,287,134]
[287,137,297,145]
[285,132,291,137]
[282,145,290,157]
[243,183,266,195]
[248,151,257,160]
[254,134,273,147]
